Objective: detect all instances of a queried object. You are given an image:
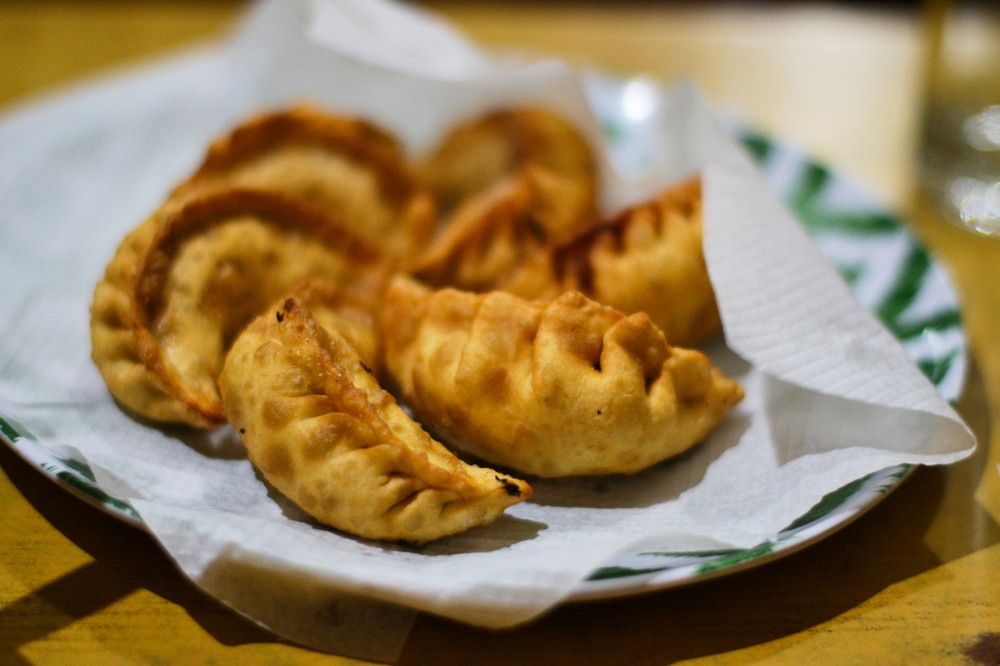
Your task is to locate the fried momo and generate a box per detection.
[417,106,598,240]
[268,277,383,377]
[381,276,743,478]
[403,175,553,292]
[90,189,389,428]
[500,177,721,347]
[219,297,532,543]
[171,105,436,260]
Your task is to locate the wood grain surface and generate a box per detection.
[2,2,998,664]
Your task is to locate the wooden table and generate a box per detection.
[2,1,999,663]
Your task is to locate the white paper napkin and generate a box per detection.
[0,0,975,660]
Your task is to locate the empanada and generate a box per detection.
[416,106,598,240]
[402,175,551,292]
[219,297,532,543]
[90,188,389,428]
[500,177,721,347]
[171,105,436,260]
[267,277,383,377]
[381,275,743,478]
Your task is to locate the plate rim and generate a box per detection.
[0,78,968,606]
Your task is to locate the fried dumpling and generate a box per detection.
[90,188,389,428]
[219,297,532,543]
[416,106,598,241]
[268,277,383,377]
[402,174,552,292]
[500,177,721,347]
[171,105,436,260]
[381,275,743,478]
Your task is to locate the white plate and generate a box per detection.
[0,71,966,603]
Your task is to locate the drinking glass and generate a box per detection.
[918,0,1000,236]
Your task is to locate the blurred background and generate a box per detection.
[0,0,931,211]
[2,1,997,216]
[2,3,999,662]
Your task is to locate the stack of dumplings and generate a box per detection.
[90,103,743,544]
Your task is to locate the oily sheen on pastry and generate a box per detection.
[380,275,744,478]
[218,297,532,543]
[500,177,721,347]
[403,174,554,292]
[90,188,389,428]
[264,277,384,377]
[416,106,598,240]
[170,105,436,260]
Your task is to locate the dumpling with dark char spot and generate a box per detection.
[219,296,532,543]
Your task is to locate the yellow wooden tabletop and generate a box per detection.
[2,1,999,664]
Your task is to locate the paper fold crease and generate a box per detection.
[0,0,975,658]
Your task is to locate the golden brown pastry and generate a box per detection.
[402,175,550,292]
[268,277,383,377]
[219,297,532,543]
[500,177,721,347]
[90,188,389,428]
[171,105,436,260]
[380,275,744,478]
[416,106,598,241]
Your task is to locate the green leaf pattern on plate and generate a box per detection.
[0,414,140,521]
[0,415,34,444]
[39,461,140,520]
[583,127,964,585]
[0,104,966,591]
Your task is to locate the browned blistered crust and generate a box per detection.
[271,277,384,378]
[500,177,722,347]
[89,104,742,543]
[171,104,437,261]
[402,175,549,292]
[402,106,607,295]
[219,296,531,543]
[416,106,599,238]
[380,275,743,478]
[90,188,390,428]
